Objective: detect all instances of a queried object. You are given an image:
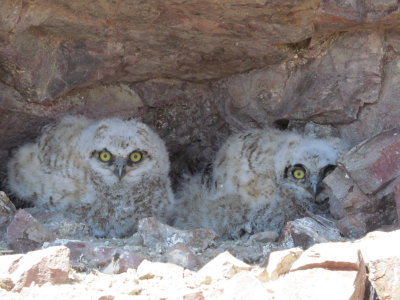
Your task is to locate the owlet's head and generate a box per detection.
[78,118,169,184]
[280,137,339,202]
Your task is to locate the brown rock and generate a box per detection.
[46,240,90,270]
[138,217,216,252]
[0,246,70,292]
[339,128,400,195]
[265,247,303,280]
[336,213,369,239]
[7,209,55,253]
[0,278,14,291]
[320,0,400,23]
[325,166,373,219]
[325,129,400,237]
[281,216,343,249]
[102,251,146,275]
[113,252,146,273]
[166,242,201,271]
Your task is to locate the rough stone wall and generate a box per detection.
[1,0,400,193]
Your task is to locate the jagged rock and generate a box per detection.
[368,257,400,300]
[221,272,273,300]
[28,208,91,239]
[265,247,303,281]
[0,192,16,228]
[102,251,146,275]
[279,31,383,124]
[7,209,56,253]
[280,216,343,249]
[138,217,216,252]
[325,129,400,238]
[336,213,369,239]
[197,251,252,284]
[356,230,400,299]
[340,128,400,195]
[325,166,373,219]
[339,50,400,145]
[47,239,146,273]
[267,240,367,299]
[166,242,201,271]
[0,246,70,292]
[290,242,362,272]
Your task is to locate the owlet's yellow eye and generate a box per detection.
[129,151,142,163]
[292,167,306,179]
[99,151,112,162]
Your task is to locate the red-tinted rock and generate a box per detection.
[340,128,400,195]
[166,242,201,271]
[281,217,343,250]
[325,166,373,219]
[324,130,400,238]
[102,251,146,274]
[336,213,369,239]
[7,209,55,253]
[138,217,216,252]
[47,239,146,273]
[0,246,70,292]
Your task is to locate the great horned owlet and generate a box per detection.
[174,128,344,239]
[7,115,175,238]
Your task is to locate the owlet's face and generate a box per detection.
[283,163,335,201]
[280,140,338,202]
[78,118,169,185]
[91,147,148,181]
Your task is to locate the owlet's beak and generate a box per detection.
[114,157,127,179]
[309,175,323,201]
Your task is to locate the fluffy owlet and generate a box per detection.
[7,115,175,238]
[174,128,344,239]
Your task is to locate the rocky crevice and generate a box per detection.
[1,0,400,298]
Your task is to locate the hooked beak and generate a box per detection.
[114,157,127,180]
[309,176,322,201]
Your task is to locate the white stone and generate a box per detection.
[197,251,252,284]
[221,272,273,300]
